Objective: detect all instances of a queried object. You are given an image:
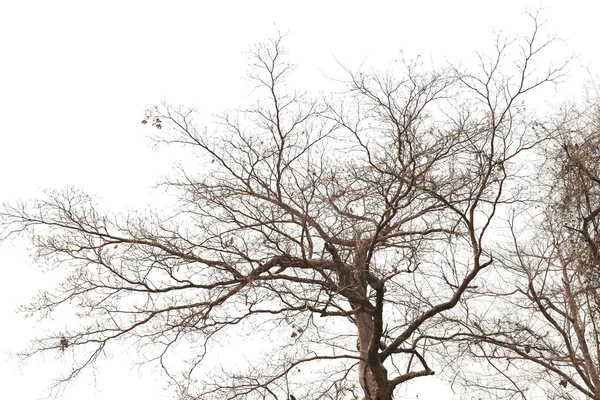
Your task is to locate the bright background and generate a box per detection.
[1,1,598,399]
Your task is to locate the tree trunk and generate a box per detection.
[356,311,392,399]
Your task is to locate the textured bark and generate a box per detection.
[353,240,392,400]
[356,312,392,400]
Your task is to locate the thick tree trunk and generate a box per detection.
[356,311,392,399]
[349,239,394,400]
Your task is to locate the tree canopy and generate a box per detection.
[4,14,594,400]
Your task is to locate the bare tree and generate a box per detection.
[0,16,567,400]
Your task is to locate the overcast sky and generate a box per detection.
[2,1,600,399]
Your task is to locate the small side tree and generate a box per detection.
[451,97,600,400]
[1,17,566,400]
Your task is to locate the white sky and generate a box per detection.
[1,1,599,399]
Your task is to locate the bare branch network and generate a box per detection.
[5,14,594,400]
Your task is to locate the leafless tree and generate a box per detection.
[0,15,567,400]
